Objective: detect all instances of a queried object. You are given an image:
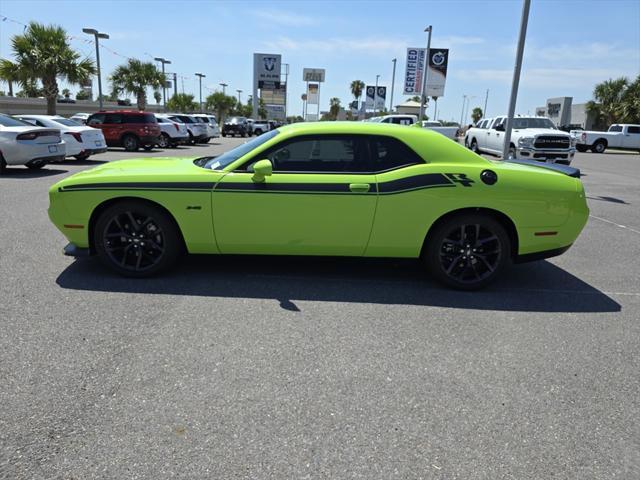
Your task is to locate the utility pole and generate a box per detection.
[483,88,489,118]
[503,0,531,159]
[460,94,467,126]
[374,74,380,115]
[219,82,228,95]
[418,25,432,121]
[154,57,171,111]
[464,95,476,126]
[82,28,109,110]
[195,73,205,112]
[390,58,397,113]
[236,89,242,104]
[173,73,177,98]
[282,63,289,119]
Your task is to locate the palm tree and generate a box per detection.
[592,77,628,125]
[0,59,22,96]
[350,80,365,102]
[621,75,640,123]
[329,97,341,120]
[110,59,164,110]
[9,22,95,114]
[471,107,483,124]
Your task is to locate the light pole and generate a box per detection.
[374,74,380,115]
[503,0,531,159]
[236,89,243,104]
[418,25,432,121]
[82,28,109,110]
[464,95,476,126]
[195,73,206,112]
[483,89,489,118]
[219,82,228,95]
[390,58,397,113]
[154,57,171,111]
[460,94,468,126]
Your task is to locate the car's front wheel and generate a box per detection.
[122,135,140,152]
[94,201,183,277]
[592,140,606,153]
[423,214,511,290]
[158,133,171,148]
[470,138,479,153]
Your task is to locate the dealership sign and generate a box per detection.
[303,68,326,83]
[403,48,426,95]
[254,53,282,89]
[403,47,449,97]
[307,83,319,104]
[365,85,386,110]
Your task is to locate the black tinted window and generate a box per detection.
[392,117,413,125]
[628,126,640,134]
[263,135,368,172]
[105,114,123,124]
[371,136,423,171]
[87,114,105,125]
[123,114,156,124]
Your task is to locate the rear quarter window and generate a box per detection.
[370,136,424,172]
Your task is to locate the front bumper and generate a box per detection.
[517,146,576,164]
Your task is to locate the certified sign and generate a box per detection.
[403,48,426,95]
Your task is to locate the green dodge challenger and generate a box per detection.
[48,122,589,289]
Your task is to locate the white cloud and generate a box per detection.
[262,35,407,55]
[252,10,317,27]
[437,35,485,47]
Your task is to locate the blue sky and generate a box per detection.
[1,0,639,123]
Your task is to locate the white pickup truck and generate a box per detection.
[465,115,576,164]
[571,124,640,153]
[367,115,459,140]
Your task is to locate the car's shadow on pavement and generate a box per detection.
[59,159,109,166]
[0,168,68,178]
[56,255,621,313]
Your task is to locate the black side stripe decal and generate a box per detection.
[58,174,456,195]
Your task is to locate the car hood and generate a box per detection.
[52,157,224,190]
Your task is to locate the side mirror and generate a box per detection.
[252,159,273,183]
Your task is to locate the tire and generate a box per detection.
[507,145,517,160]
[158,133,171,149]
[254,129,263,136]
[221,132,226,137]
[26,162,45,170]
[143,145,153,151]
[94,201,183,278]
[591,140,606,154]
[470,138,479,153]
[0,154,7,175]
[576,145,588,153]
[188,132,195,145]
[74,153,91,161]
[122,134,139,152]
[423,213,511,290]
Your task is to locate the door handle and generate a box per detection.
[349,183,370,193]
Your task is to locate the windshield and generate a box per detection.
[512,117,557,129]
[52,117,82,127]
[0,114,31,127]
[198,129,279,170]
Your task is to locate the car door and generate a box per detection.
[623,126,640,148]
[486,117,505,154]
[212,134,378,256]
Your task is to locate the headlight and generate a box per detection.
[518,137,534,147]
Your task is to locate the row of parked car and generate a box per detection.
[0,110,281,174]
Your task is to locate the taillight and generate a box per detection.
[174,123,179,132]
[65,132,83,142]
[16,132,37,140]
[16,130,58,141]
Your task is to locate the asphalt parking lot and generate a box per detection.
[1,139,639,479]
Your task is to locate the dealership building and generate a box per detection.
[535,96,601,130]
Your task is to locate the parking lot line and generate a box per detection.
[589,214,640,235]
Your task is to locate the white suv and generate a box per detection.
[192,114,220,140]
[155,115,190,148]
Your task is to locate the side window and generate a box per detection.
[381,117,391,123]
[87,114,105,125]
[370,136,423,172]
[396,117,413,125]
[105,114,123,124]
[627,126,640,134]
[257,135,369,173]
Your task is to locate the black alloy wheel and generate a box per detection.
[122,135,139,152]
[94,201,182,277]
[424,214,510,290]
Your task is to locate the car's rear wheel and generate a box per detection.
[188,132,195,145]
[158,133,170,148]
[423,214,511,290]
[592,140,606,153]
[94,201,183,277]
[122,134,139,152]
[470,138,479,153]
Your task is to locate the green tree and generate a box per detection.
[9,22,95,114]
[328,97,341,120]
[350,80,364,101]
[206,91,236,122]
[15,78,43,98]
[61,88,71,99]
[621,75,640,123]
[75,89,90,100]
[0,59,22,96]
[592,77,628,125]
[153,90,162,105]
[167,93,198,113]
[110,59,164,111]
[471,107,483,124]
